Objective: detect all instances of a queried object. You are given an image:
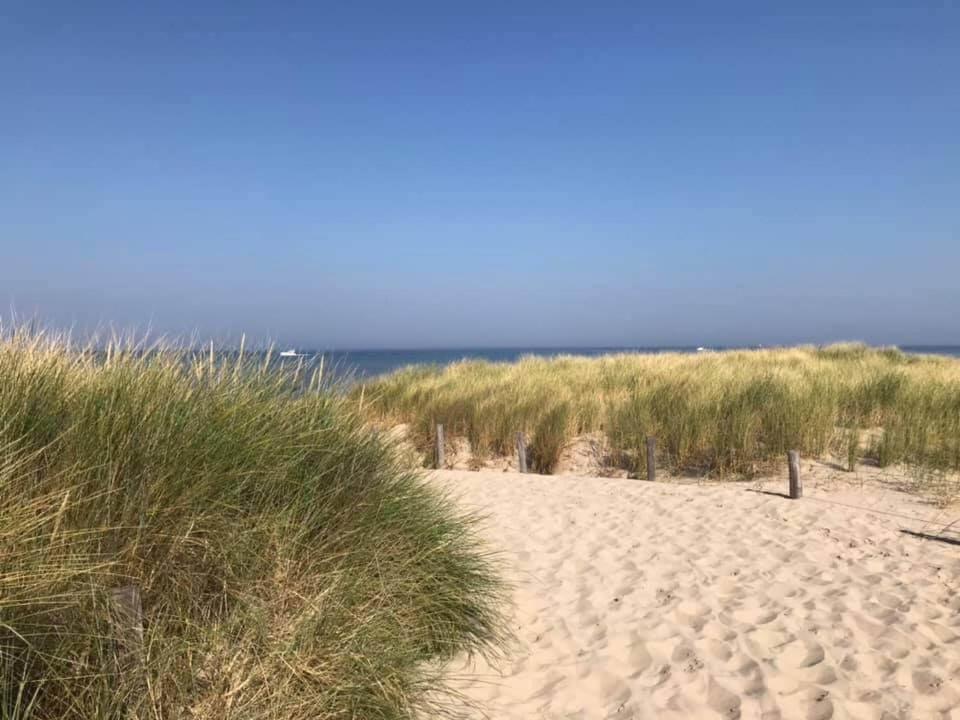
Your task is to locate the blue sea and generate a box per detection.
[284,345,960,380]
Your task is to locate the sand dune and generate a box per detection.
[436,469,960,719]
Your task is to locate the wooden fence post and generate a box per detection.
[646,436,656,482]
[109,584,145,699]
[788,450,802,499]
[516,431,528,473]
[435,424,445,469]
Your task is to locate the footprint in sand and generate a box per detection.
[733,667,766,698]
[908,669,960,713]
[670,643,705,676]
[674,599,712,629]
[775,638,839,686]
[646,621,682,641]
[733,604,779,627]
[911,669,943,695]
[915,603,944,621]
[716,576,746,597]
[703,620,738,642]
[871,628,914,660]
[797,687,834,720]
[765,581,802,601]
[861,601,899,625]
[623,642,654,676]
[529,670,566,701]
[635,662,672,689]
[647,635,685,666]
[655,585,678,606]
[874,589,906,610]
[697,637,734,662]
[850,611,888,639]
[706,676,742,719]
[745,626,796,659]
[778,638,825,670]
[916,620,958,645]
[838,651,896,679]
[564,669,633,712]
[724,651,761,676]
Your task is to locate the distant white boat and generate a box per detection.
[696,346,707,352]
[279,349,300,357]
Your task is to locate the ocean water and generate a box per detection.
[283,345,960,380]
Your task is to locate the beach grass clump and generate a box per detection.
[360,344,960,477]
[529,403,572,474]
[0,329,505,719]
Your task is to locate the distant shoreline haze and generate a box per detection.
[278,345,960,379]
[50,341,960,379]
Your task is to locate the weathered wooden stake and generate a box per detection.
[788,450,802,499]
[646,436,656,482]
[109,584,145,697]
[516,431,528,473]
[435,424,445,469]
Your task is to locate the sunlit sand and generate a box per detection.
[437,469,960,719]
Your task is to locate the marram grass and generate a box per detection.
[360,344,960,476]
[0,330,506,719]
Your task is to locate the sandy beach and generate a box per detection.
[437,469,960,719]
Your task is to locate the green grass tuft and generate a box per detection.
[0,328,506,719]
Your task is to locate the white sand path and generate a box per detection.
[436,470,960,720]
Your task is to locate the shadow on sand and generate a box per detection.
[901,529,960,547]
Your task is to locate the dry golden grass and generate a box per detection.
[360,344,960,476]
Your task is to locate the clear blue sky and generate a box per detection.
[3,1,958,348]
